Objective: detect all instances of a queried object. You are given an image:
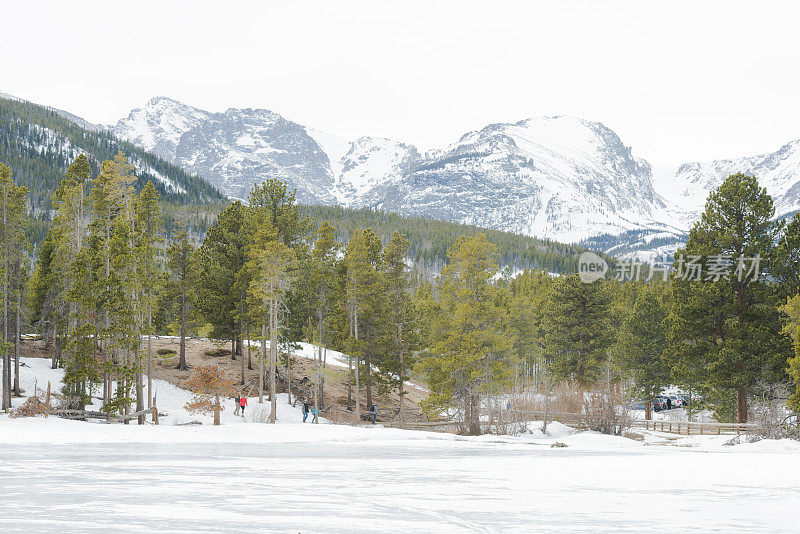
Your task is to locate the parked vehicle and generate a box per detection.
[669,395,682,408]
[653,397,668,411]
[629,400,647,410]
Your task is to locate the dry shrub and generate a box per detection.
[484,395,528,435]
[551,381,585,414]
[583,385,634,436]
[184,364,237,425]
[248,403,271,424]
[10,396,51,418]
[748,380,799,441]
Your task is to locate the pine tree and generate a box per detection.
[543,274,613,388]
[775,212,800,298]
[505,270,555,382]
[419,234,514,435]
[672,173,792,422]
[782,294,800,411]
[135,181,162,409]
[195,202,248,358]
[343,228,381,421]
[612,286,670,419]
[310,220,341,419]
[167,226,196,371]
[0,163,28,409]
[381,231,416,425]
[246,218,296,423]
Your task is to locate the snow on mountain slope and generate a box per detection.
[12,121,187,196]
[305,127,350,183]
[118,97,800,253]
[335,137,419,206]
[671,140,800,223]
[386,116,673,243]
[175,108,337,202]
[113,99,682,246]
[113,96,211,161]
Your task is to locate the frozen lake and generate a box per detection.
[2,427,799,533]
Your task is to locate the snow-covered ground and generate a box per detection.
[8,356,323,426]
[2,358,800,533]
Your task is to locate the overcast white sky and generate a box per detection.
[2,1,799,168]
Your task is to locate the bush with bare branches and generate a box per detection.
[583,388,633,436]
[184,365,237,425]
[748,380,799,441]
[10,396,51,418]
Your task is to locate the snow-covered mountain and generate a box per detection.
[0,92,225,219]
[667,140,800,224]
[109,95,800,254]
[114,97,211,163]
[112,98,686,247]
[8,90,800,255]
[382,117,674,244]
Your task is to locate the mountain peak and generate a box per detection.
[108,95,800,254]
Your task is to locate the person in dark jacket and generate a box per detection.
[234,394,241,416]
[369,404,378,424]
[302,400,310,422]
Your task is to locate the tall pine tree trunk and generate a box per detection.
[269,295,277,423]
[1,182,9,410]
[313,343,319,424]
[466,389,481,435]
[14,281,20,396]
[241,321,247,385]
[321,346,326,408]
[737,387,748,423]
[317,305,324,412]
[259,316,266,403]
[177,279,187,371]
[286,340,292,405]
[147,307,153,409]
[136,372,144,424]
[398,324,404,427]
[365,331,373,409]
[354,305,360,423]
[347,309,353,411]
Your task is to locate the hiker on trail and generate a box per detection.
[239,395,248,416]
[302,400,310,423]
[234,394,241,416]
[312,405,318,423]
[369,404,378,424]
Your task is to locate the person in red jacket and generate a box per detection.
[238,395,247,416]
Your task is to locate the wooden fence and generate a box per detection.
[380,409,755,436]
[634,418,754,435]
[52,407,159,424]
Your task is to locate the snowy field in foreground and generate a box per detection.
[2,358,800,533]
[2,419,800,533]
